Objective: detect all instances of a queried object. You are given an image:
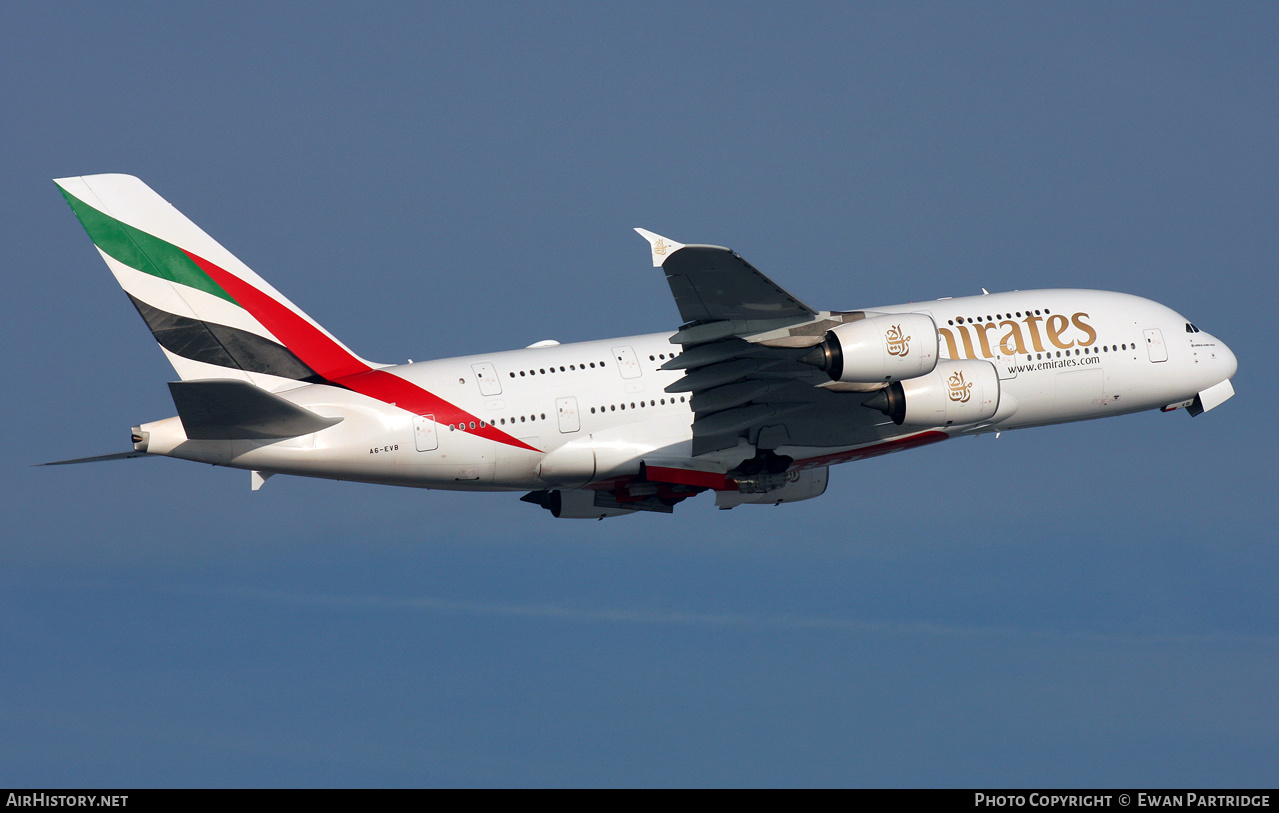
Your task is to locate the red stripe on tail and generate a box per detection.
[184,250,370,380]
[182,249,540,453]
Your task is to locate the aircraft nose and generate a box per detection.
[1219,340,1238,380]
[1198,331,1237,382]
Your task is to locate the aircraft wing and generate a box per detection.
[636,230,869,457]
[635,228,817,324]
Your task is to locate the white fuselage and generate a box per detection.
[137,289,1236,491]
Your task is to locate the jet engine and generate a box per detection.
[863,359,1000,427]
[803,313,938,383]
[520,489,637,519]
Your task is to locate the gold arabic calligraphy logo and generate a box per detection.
[653,239,670,257]
[885,324,910,357]
[947,370,973,403]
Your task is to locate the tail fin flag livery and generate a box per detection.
[54,174,372,387]
[55,174,536,453]
[48,174,1237,519]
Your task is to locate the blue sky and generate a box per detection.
[2,2,1276,787]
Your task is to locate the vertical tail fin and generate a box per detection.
[55,174,377,387]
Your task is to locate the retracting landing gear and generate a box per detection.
[733,450,793,476]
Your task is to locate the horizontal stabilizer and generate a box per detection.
[168,379,342,440]
[37,451,149,466]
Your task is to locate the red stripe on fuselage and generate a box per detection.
[599,432,950,494]
[645,466,735,491]
[182,249,540,453]
[337,369,539,451]
[794,430,949,468]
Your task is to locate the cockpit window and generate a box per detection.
[1185,322,1201,334]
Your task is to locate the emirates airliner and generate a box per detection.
[48,175,1237,518]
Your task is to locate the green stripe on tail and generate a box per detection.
[58,187,239,306]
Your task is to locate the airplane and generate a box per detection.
[47,174,1238,518]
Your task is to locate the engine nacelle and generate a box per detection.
[806,313,938,383]
[522,489,636,519]
[864,359,1000,427]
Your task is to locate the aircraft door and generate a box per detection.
[611,346,642,379]
[1143,329,1168,363]
[994,349,1018,379]
[413,414,438,451]
[556,397,581,433]
[472,362,503,395]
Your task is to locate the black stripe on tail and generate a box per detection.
[126,293,326,384]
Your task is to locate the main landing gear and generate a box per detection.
[733,450,794,476]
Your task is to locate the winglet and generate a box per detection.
[634,228,685,267]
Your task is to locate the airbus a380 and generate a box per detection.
[49,174,1237,518]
